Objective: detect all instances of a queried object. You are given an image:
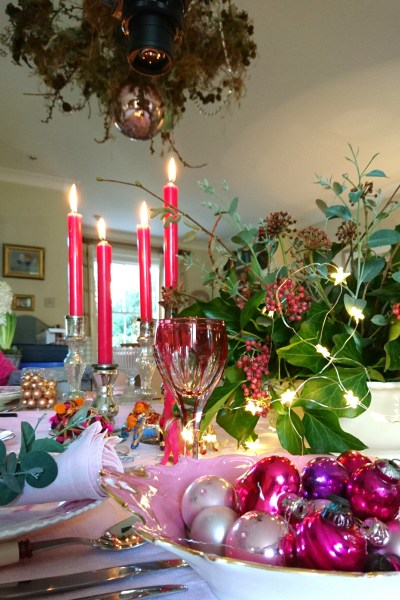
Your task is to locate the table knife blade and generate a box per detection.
[0,559,188,599]
[79,584,188,599]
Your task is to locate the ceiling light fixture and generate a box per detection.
[1,0,257,159]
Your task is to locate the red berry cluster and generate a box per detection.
[237,339,270,400]
[264,278,311,322]
[336,220,357,244]
[393,303,400,320]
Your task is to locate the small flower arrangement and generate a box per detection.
[0,280,17,352]
[172,146,400,454]
[49,397,113,444]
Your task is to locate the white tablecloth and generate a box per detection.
[0,404,281,599]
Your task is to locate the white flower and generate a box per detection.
[0,281,13,326]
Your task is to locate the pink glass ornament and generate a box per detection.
[300,456,349,500]
[347,459,400,521]
[337,450,372,475]
[225,511,295,566]
[113,83,165,140]
[235,455,300,515]
[189,506,238,555]
[295,502,368,571]
[181,474,237,528]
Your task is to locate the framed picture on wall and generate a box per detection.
[2,244,45,280]
[13,294,35,311]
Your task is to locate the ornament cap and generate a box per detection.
[321,496,354,529]
[374,459,400,483]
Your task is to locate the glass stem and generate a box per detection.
[192,399,204,460]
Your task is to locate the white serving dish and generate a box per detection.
[101,453,400,600]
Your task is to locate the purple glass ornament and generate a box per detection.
[300,456,349,500]
[225,510,295,566]
[295,503,367,571]
[346,459,400,521]
[235,455,300,515]
[337,450,372,475]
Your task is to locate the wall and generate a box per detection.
[0,180,68,327]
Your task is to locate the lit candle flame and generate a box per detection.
[97,217,107,241]
[140,201,149,227]
[69,184,78,213]
[168,157,176,183]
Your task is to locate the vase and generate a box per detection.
[340,382,400,456]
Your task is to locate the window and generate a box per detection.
[93,245,160,347]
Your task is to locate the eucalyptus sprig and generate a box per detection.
[0,418,65,506]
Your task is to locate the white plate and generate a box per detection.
[0,499,101,541]
[0,386,20,408]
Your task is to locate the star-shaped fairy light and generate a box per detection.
[280,389,296,407]
[316,344,331,359]
[344,390,360,409]
[330,266,351,285]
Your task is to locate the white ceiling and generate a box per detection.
[2,0,400,241]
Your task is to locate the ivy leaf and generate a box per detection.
[276,412,304,454]
[303,410,367,453]
[240,291,265,329]
[20,451,58,488]
[217,404,259,447]
[277,340,326,373]
[202,380,244,432]
[384,339,400,371]
[295,367,370,417]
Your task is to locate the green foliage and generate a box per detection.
[0,420,65,506]
[169,147,400,454]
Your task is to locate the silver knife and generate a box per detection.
[0,559,188,599]
[79,584,188,599]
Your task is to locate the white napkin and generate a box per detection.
[11,422,123,506]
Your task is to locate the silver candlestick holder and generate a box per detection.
[91,363,119,420]
[64,315,86,400]
[136,319,157,402]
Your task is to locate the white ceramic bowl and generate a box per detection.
[101,453,400,600]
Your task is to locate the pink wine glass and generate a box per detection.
[154,317,228,459]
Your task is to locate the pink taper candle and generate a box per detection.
[96,218,113,364]
[137,201,153,321]
[67,184,83,316]
[163,157,179,288]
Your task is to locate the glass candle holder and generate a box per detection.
[64,315,86,400]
